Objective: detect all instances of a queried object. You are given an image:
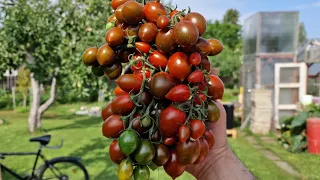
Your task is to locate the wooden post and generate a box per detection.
[12,86,16,109]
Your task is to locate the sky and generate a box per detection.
[168,0,320,38]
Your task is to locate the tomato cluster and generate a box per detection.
[82,0,224,179]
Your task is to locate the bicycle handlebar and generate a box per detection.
[43,139,64,149]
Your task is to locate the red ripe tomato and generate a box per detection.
[164,137,178,146]
[165,84,190,102]
[105,27,124,47]
[135,42,151,54]
[156,29,176,54]
[121,1,143,24]
[160,106,187,137]
[114,86,128,96]
[185,12,207,36]
[109,139,127,164]
[115,4,125,23]
[188,70,204,84]
[208,38,224,56]
[168,52,191,81]
[204,129,215,149]
[110,0,131,10]
[189,120,206,139]
[173,20,199,47]
[133,69,151,79]
[176,139,201,165]
[189,52,201,66]
[116,74,143,92]
[193,37,212,55]
[164,149,186,180]
[101,102,113,121]
[200,56,211,72]
[111,94,135,115]
[194,92,207,105]
[193,138,209,164]
[130,60,143,71]
[179,126,190,143]
[153,144,170,166]
[157,15,170,29]
[102,115,124,138]
[149,72,176,99]
[149,51,168,69]
[208,75,224,100]
[138,23,158,43]
[143,1,167,23]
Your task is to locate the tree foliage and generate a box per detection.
[299,22,307,45]
[223,9,240,25]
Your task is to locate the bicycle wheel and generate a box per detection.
[38,158,89,180]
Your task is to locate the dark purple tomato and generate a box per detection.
[156,29,176,54]
[138,22,158,43]
[149,72,176,99]
[185,12,207,35]
[173,20,199,47]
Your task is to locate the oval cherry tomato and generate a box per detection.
[185,12,207,36]
[208,100,221,123]
[143,1,167,23]
[115,4,125,23]
[149,51,168,69]
[124,24,140,37]
[107,14,117,23]
[157,15,170,29]
[194,37,212,55]
[151,130,161,142]
[133,69,151,79]
[135,42,151,54]
[179,125,190,143]
[149,72,176,99]
[118,48,134,63]
[82,47,98,66]
[164,149,186,180]
[122,1,143,24]
[114,86,128,96]
[160,106,186,137]
[138,23,158,43]
[173,20,199,47]
[102,115,124,138]
[105,27,124,47]
[104,62,122,80]
[194,92,207,105]
[208,75,224,100]
[200,56,211,72]
[116,74,143,92]
[156,29,176,54]
[139,91,152,105]
[204,129,215,149]
[153,144,170,166]
[101,102,113,121]
[132,114,147,135]
[189,52,201,66]
[164,137,178,146]
[193,138,209,164]
[168,52,191,81]
[110,0,131,10]
[165,84,190,102]
[130,60,143,71]
[176,139,201,165]
[189,119,206,139]
[110,139,127,164]
[97,44,116,66]
[111,94,135,115]
[208,38,224,56]
[188,70,204,84]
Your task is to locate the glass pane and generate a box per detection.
[279,88,299,104]
[279,110,296,119]
[259,12,299,53]
[243,14,259,55]
[260,58,293,85]
[280,67,300,83]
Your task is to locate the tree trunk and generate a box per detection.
[28,74,40,133]
[36,77,56,128]
[23,91,27,107]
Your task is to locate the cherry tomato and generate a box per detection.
[151,130,161,142]
[188,70,204,84]
[168,52,191,81]
[102,115,124,138]
[115,4,125,23]
[111,94,135,115]
[149,72,176,99]
[176,139,201,165]
[198,82,207,91]
[208,38,224,56]
[124,24,140,37]
[116,74,143,92]
[194,138,209,164]
[118,48,134,63]
[122,1,143,24]
[101,102,114,121]
[194,92,207,105]
[110,0,131,10]
[107,14,117,23]
[138,23,158,43]
[153,144,170,166]
[135,42,151,54]
[82,47,98,66]
[139,91,152,105]
[208,75,224,100]
[97,44,116,66]
[110,140,127,164]
[179,125,190,143]
[149,51,168,69]
[194,37,212,55]
[134,69,151,79]
[189,119,206,139]
[165,84,190,102]
[189,52,201,66]
[157,15,170,29]
[204,129,215,149]
[105,27,124,47]
[156,29,176,54]
[185,12,207,36]
[114,86,128,96]
[164,137,178,146]
[103,62,122,80]
[173,20,199,47]
[159,105,186,137]
[208,100,221,123]
[130,60,143,71]
[164,149,186,180]
[143,1,167,23]
[200,56,211,72]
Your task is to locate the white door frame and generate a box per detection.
[274,63,307,127]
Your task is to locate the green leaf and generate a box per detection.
[291,112,308,129]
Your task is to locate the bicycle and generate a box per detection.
[0,135,89,180]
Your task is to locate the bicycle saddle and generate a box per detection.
[29,135,51,146]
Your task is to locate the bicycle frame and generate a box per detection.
[0,147,48,180]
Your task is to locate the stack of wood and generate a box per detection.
[250,89,273,134]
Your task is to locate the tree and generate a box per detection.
[299,22,307,44]
[17,66,31,107]
[0,0,112,132]
[223,9,240,25]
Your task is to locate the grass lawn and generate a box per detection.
[0,103,316,180]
